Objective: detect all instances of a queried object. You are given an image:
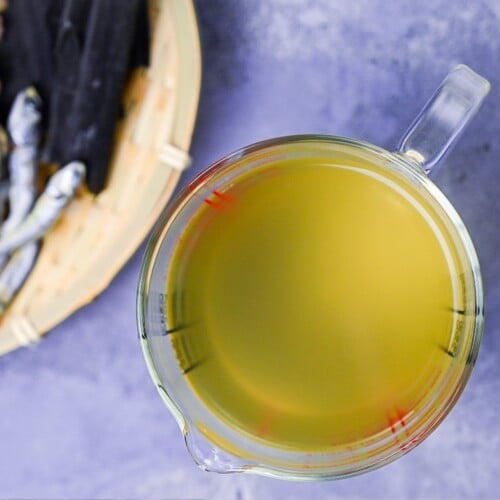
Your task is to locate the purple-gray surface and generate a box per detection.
[1,1,500,498]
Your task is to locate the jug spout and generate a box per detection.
[184,424,252,474]
[396,64,490,174]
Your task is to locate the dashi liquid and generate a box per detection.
[166,155,464,451]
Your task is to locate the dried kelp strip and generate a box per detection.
[44,0,91,162]
[59,0,143,193]
[129,0,150,71]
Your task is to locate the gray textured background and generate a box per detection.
[1,1,500,498]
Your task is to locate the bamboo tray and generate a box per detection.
[0,0,201,354]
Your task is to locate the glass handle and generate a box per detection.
[396,64,490,174]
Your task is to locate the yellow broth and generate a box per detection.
[167,156,462,451]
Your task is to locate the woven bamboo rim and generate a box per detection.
[0,0,201,354]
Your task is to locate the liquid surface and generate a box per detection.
[167,157,458,451]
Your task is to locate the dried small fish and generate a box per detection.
[7,86,41,146]
[3,87,42,234]
[0,241,39,312]
[0,161,85,254]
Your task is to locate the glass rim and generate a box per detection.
[137,134,484,479]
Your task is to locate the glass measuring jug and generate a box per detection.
[137,65,489,479]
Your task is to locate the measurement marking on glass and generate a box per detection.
[204,198,221,208]
[388,408,410,440]
[257,410,276,438]
[396,409,406,427]
[183,357,208,375]
[439,344,456,357]
[163,323,194,335]
[213,190,233,201]
[447,307,465,315]
[396,408,411,437]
